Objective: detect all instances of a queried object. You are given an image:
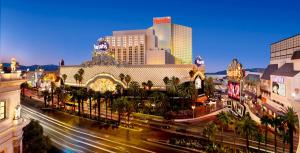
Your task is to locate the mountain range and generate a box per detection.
[206,68,265,75]
[2,63,59,71]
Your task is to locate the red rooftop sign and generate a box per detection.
[153,17,171,24]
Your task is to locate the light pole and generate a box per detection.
[191,105,195,118]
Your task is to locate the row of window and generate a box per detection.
[0,101,5,120]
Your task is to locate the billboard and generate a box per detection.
[272,82,285,96]
[228,81,240,100]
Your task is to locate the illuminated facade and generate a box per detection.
[98,17,192,65]
[0,72,27,153]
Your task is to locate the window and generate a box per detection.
[0,101,5,120]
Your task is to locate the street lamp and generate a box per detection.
[191,105,196,118]
[151,103,156,112]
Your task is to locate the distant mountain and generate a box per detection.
[2,63,58,71]
[206,68,265,75]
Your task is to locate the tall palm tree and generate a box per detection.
[128,81,140,111]
[73,73,80,84]
[54,87,62,108]
[112,97,127,124]
[104,91,113,120]
[115,84,123,97]
[279,124,289,153]
[150,92,168,115]
[255,129,264,153]
[142,82,147,90]
[237,113,257,153]
[50,82,56,108]
[87,89,94,118]
[202,122,218,146]
[217,111,230,146]
[163,76,169,90]
[189,70,195,81]
[62,74,67,85]
[93,91,101,120]
[125,75,131,87]
[119,73,125,82]
[80,88,87,116]
[76,89,83,116]
[147,80,153,90]
[271,116,282,153]
[281,107,298,153]
[204,77,215,97]
[260,115,271,148]
[124,99,134,125]
[177,82,195,112]
[42,90,50,108]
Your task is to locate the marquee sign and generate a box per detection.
[227,59,244,81]
[153,17,171,24]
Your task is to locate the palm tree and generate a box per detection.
[119,73,125,82]
[202,123,218,146]
[204,77,215,98]
[237,113,257,153]
[112,97,127,124]
[142,82,147,90]
[115,84,123,97]
[42,90,50,107]
[78,68,84,77]
[147,80,153,90]
[279,124,289,153]
[76,89,83,116]
[189,70,195,81]
[73,73,80,84]
[163,76,169,89]
[87,89,94,118]
[104,91,113,120]
[260,115,271,148]
[62,74,67,85]
[54,87,62,108]
[125,75,131,87]
[50,82,56,108]
[150,92,168,114]
[217,111,230,146]
[20,82,29,96]
[128,81,140,111]
[124,99,134,125]
[271,116,282,153]
[281,107,299,153]
[93,91,101,120]
[78,75,83,86]
[255,129,264,153]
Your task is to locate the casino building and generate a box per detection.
[61,17,205,95]
[92,16,192,65]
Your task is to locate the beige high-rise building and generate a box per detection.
[95,16,192,65]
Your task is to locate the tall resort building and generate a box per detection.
[261,34,300,153]
[99,16,192,65]
[0,71,27,153]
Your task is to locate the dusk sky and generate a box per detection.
[1,0,299,72]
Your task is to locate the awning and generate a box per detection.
[196,96,208,103]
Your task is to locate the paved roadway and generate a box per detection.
[21,105,201,153]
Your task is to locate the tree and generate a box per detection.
[42,90,50,108]
[189,70,195,80]
[125,75,131,87]
[115,84,123,97]
[237,113,257,153]
[124,99,134,125]
[281,107,298,153]
[20,82,29,96]
[76,89,84,116]
[255,129,264,153]
[93,91,101,120]
[112,97,127,124]
[150,92,168,115]
[217,111,230,146]
[87,89,95,118]
[73,73,80,84]
[119,73,125,82]
[271,116,282,153]
[104,90,113,120]
[260,115,271,148]
[203,122,218,150]
[163,76,169,89]
[204,77,215,97]
[147,80,153,90]
[128,81,140,111]
[54,87,62,108]
[142,82,147,90]
[50,82,56,108]
[23,120,51,153]
[81,88,87,116]
[62,74,67,85]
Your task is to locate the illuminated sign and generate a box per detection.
[194,56,204,67]
[94,40,109,52]
[228,81,240,100]
[195,75,202,89]
[153,17,171,24]
[227,59,244,81]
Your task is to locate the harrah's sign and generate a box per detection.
[153,17,171,24]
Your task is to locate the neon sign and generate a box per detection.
[153,17,171,24]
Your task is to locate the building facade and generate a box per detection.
[96,17,192,65]
[0,71,27,153]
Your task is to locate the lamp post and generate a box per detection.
[191,105,196,118]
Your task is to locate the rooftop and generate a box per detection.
[261,64,278,80]
[271,63,300,77]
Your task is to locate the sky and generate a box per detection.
[0,0,299,72]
